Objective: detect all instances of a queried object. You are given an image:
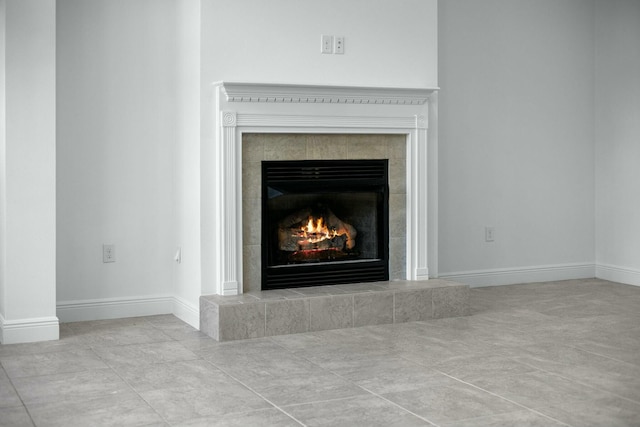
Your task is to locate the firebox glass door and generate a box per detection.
[262,160,389,290]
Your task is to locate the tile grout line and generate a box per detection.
[271,392,439,427]
[508,356,640,407]
[89,345,174,426]
[567,341,640,369]
[272,394,367,409]
[441,408,569,426]
[435,371,574,427]
[313,370,441,427]
[99,335,294,426]
[108,366,172,425]
[201,359,307,427]
[7,334,180,426]
[287,348,442,426]
[0,362,38,427]
[259,333,438,425]
[355,387,442,426]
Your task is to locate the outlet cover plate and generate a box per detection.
[103,244,115,263]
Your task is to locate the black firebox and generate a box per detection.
[262,159,389,290]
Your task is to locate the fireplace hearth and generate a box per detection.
[200,82,447,340]
[262,159,389,290]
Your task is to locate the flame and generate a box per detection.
[299,216,338,244]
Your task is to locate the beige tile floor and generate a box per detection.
[1,278,639,426]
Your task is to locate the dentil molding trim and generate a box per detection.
[218,82,438,105]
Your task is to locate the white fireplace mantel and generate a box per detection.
[219,82,433,105]
[210,82,439,296]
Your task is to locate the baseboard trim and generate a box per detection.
[56,294,201,329]
[0,314,60,344]
[172,296,199,329]
[57,295,174,323]
[596,263,640,287]
[439,263,596,288]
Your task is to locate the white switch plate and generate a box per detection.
[321,35,333,54]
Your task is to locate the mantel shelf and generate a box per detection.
[215,81,438,105]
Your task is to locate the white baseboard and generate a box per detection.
[172,296,199,329]
[56,294,200,329]
[0,314,60,344]
[57,295,174,323]
[439,262,596,288]
[596,263,640,287]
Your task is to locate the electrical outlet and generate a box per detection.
[485,227,495,242]
[321,35,333,54]
[103,244,115,263]
[334,36,344,54]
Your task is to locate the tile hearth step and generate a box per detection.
[200,279,469,341]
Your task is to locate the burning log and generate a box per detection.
[296,234,347,251]
[278,208,312,229]
[277,207,357,253]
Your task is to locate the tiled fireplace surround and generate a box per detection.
[200,83,469,341]
[242,133,408,289]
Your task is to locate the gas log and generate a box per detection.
[277,207,357,252]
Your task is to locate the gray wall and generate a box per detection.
[56,0,176,305]
[595,0,640,283]
[438,0,596,283]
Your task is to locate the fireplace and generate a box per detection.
[209,82,437,296]
[262,159,389,290]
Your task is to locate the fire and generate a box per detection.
[300,216,338,244]
[277,207,357,254]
